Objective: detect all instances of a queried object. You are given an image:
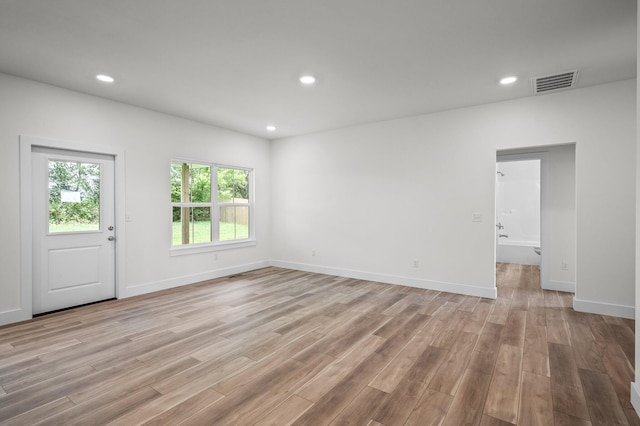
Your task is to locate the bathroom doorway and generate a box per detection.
[496,144,576,293]
[496,157,541,266]
[496,152,547,289]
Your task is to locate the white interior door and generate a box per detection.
[32,147,116,314]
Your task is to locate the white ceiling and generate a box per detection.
[0,0,636,139]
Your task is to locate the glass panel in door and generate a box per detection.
[48,160,100,233]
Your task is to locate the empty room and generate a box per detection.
[0,1,638,425]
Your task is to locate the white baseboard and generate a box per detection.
[0,308,31,327]
[10,260,637,325]
[573,296,635,319]
[542,280,575,293]
[121,261,271,298]
[270,260,497,299]
[631,383,640,417]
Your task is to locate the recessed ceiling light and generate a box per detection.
[96,74,115,83]
[299,75,316,85]
[499,76,518,85]
[266,125,277,132]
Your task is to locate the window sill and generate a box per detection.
[170,239,257,256]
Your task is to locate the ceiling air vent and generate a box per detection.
[532,70,578,95]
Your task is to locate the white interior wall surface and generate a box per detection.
[0,74,634,324]
[271,79,635,316]
[0,73,272,324]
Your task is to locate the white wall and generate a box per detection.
[0,74,634,326]
[632,0,640,414]
[0,73,271,324]
[547,144,576,290]
[271,79,635,314]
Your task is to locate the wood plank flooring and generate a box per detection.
[0,263,637,425]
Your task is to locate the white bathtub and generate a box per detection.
[496,240,540,265]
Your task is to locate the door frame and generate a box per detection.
[19,135,126,320]
[496,151,550,290]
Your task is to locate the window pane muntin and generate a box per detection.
[218,167,249,203]
[170,163,182,203]
[171,162,211,203]
[172,206,212,246]
[190,164,211,203]
[191,207,212,244]
[172,206,182,245]
[219,205,249,241]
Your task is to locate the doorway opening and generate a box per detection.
[496,157,541,266]
[496,152,547,290]
[495,144,576,294]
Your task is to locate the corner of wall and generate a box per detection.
[542,280,575,293]
[631,383,640,415]
[635,2,640,419]
[122,260,271,298]
[573,296,635,320]
[0,308,31,327]
[271,260,498,300]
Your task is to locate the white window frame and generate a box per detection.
[170,159,255,256]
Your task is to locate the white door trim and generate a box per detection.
[18,135,126,321]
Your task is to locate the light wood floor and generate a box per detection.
[0,264,637,425]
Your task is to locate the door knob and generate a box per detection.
[108,236,116,241]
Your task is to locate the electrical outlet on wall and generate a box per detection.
[561,261,568,271]
[311,250,317,257]
[412,259,419,268]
